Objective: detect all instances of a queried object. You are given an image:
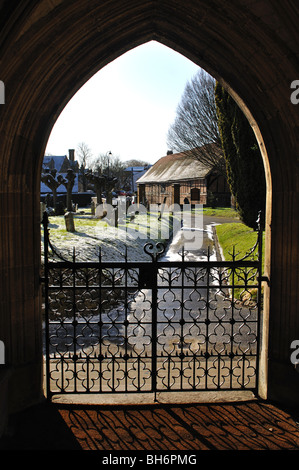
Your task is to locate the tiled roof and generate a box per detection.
[136,149,215,184]
[42,155,68,171]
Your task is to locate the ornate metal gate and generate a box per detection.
[42,213,263,400]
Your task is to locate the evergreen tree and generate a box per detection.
[214,83,266,229]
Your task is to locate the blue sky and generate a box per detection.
[45,41,200,165]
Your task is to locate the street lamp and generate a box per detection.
[106,150,112,177]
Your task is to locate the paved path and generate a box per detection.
[163,215,240,262]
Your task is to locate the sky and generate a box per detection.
[45,41,200,165]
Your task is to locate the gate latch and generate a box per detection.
[259,275,270,286]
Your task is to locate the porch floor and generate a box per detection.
[0,398,298,451]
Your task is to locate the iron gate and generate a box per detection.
[42,213,263,399]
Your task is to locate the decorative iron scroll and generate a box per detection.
[144,241,165,261]
[42,212,263,398]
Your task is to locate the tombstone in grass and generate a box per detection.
[95,204,107,219]
[91,198,96,216]
[64,211,75,232]
[40,202,46,221]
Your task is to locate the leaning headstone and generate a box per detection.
[40,202,46,221]
[64,212,75,232]
[91,200,96,216]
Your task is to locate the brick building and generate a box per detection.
[137,150,231,207]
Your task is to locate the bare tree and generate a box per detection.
[77,142,92,167]
[41,169,60,209]
[57,169,76,212]
[85,169,106,204]
[167,69,226,175]
[77,142,92,191]
[92,153,126,187]
[124,159,150,167]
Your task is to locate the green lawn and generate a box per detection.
[198,207,239,218]
[215,222,264,261]
[215,222,265,301]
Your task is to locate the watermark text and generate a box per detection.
[0,80,4,104]
[94,202,204,251]
[290,340,299,365]
[0,341,4,364]
[290,80,299,105]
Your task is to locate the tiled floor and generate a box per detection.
[1,399,298,451]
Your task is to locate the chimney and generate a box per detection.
[69,149,75,162]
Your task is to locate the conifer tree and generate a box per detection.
[214,83,266,229]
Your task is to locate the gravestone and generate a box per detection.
[40,202,46,221]
[91,200,96,216]
[64,211,75,232]
[95,204,107,219]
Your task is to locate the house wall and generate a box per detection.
[179,179,207,205]
[139,176,231,207]
[141,181,206,206]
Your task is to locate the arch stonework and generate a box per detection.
[0,0,298,413]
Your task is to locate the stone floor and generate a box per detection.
[1,398,298,451]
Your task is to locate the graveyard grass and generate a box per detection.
[41,208,179,261]
[41,209,265,301]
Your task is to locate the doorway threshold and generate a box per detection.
[50,390,257,406]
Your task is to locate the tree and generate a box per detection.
[77,141,92,167]
[214,83,266,229]
[85,169,106,204]
[77,142,93,192]
[85,168,118,205]
[167,69,226,176]
[57,168,76,212]
[124,159,150,167]
[92,153,126,188]
[41,169,60,210]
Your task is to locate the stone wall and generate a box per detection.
[0,1,298,414]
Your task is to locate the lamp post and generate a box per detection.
[106,150,112,178]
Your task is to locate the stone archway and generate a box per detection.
[0,1,298,413]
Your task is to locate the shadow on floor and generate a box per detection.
[0,399,298,451]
